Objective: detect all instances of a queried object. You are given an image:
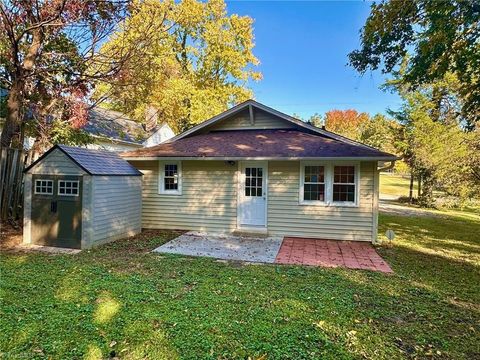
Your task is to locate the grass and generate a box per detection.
[1,213,479,359]
[380,173,415,197]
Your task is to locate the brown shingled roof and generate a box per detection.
[120,129,396,160]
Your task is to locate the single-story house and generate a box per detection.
[122,100,397,242]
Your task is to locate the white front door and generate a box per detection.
[239,162,267,227]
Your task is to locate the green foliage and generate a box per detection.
[349,0,480,126]
[391,83,479,204]
[48,120,93,147]
[1,209,479,359]
[95,0,261,134]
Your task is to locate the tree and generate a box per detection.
[0,0,131,149]
[306,113,323,128]
[324,109,370,140]
[391,86,478,206]
[95,0,261,134]
[349,0,480,128]
[358,113,398,154]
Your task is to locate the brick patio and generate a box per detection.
[275,237,393,273]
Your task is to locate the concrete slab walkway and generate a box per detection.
[153,232,392,273]
[153,231,284,263]
[275,237,393,273]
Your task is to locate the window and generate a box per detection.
[300,162,358,206]
[245,167,263,197]
[333,166,356,203]
[58,180,79,196]
[159,161,182,194]
[35,179,53,195]
[303,166,325,201]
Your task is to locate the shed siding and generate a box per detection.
[130,160,237,233]
[268,161,375,241]
[206,109,296,132]
[28,148,86,175]
[90,176,142,246]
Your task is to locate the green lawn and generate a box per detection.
[380,173,415,197]
[1,210,479,359]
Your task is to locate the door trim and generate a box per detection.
[237,161,268,230]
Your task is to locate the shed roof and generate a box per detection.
[121,129,397,160]
[25,145,143,176]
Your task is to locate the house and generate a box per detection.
[122,100,397,242]
[83,108,175,151]
[23,145,142,249]
[0,106,175,151]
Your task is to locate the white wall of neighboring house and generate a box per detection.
[143,123,175,147]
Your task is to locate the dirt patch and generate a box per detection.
[97,229,186,253]
[0,222,22,250]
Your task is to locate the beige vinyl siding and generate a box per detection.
[28,149,86,175]
[89,176,142,246]
[205,109,296,132]
[268,161,375,241]
[130,160,237,233]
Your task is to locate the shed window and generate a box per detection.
[159,161,182,195]
[58,180,79,196]
[333,166,356,203]
[35,179,53,195]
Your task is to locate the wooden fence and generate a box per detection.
[0,147,30,224]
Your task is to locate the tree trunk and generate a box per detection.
[417,174,422,198]
[0,77,24,148]
[409,172,414,203]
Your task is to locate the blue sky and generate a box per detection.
[227,1,401,119]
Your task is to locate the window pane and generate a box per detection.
[304,183,325,201]
[304,166,324,183]
[334,166,355,184]
[333,184,355,202]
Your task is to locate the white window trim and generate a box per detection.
[299,161,328,206]
[58,180,79,197]
[34,179,54,195]
[299,161,360,207]
[158,160,182,195]
[331,163,360,207]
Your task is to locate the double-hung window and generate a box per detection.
[159,161,182,195]
[332,166,356,203]
[302,165,325,202]
[300,162,358,206]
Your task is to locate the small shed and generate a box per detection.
[23,145,143,249]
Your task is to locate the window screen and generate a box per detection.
[35,179,53,195]
[245,167,263,197]
[303,165,325,201]
[333,166,355,202]
[58,180,79,196]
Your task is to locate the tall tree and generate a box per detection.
[324,109,370,140]
[0,0,131,149]
[349,0,480,128]
[95,0,261,134]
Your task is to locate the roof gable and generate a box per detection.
[167,100,379,151]
[25,145,143,176]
